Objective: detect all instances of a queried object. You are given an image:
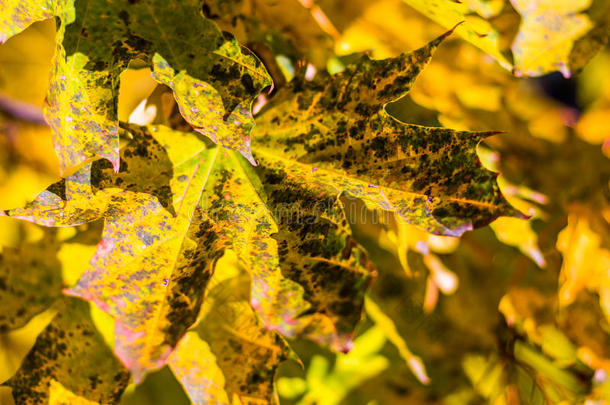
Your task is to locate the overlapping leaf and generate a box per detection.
[401,0,511,69]
[169,258,287,404]
[201,0,337,68]
[0,230,62,333]
[510,0,593,77]
[6,125,221,382]
[0,0,68,44]
[4,122,372,379]
[569,0,610,72]
[397,0,609,78]
[4,298,130,405]
[3,31,523,403]
[252,30,521,237]
[0,0,270,174]
[464,338,592,404]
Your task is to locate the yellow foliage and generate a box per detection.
[557,209,610,321]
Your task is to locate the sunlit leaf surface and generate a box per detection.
[253,30,521,236]
[1,1,609,404]
[401,0,511,69]
[1,0,270,174]
[510,0,593,77]
[170,257,287,404]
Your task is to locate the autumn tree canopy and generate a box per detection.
[0,0,609,404]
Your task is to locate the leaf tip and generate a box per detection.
[62,283,80,295]
[513,208,531,221]
[479,130,506,139]
[450,20,466,33]
[437,21,466,42]
[445,222,474,237]
[242,150,258,166]
[111,158,121,174]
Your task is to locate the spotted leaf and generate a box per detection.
[0,0,70,43]
[4,121,372,381]
[3,0,270,174]
[252,30,522,237]
[510,0,593,77]
[0,230,62,333]
[5,125,218,382]
[3,298,130,405]
[169,259,287,405]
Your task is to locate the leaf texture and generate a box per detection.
[0,230,62,333]
[6,126,218,381]
[2,0,270,174]
[5,122,372,378]
[169,261,287,405]
[201,0,336,67]
[0,0,68,43]
[401,0,511,69]
[1,30,526,403]
[510,0,593,77]
[4,298,130,405]
[252,30,522,236]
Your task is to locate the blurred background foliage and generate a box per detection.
[1,0,609,404]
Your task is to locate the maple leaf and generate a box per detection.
[169,259,288,404]
[0,230,62,333]
[3,2,610,405]
[2,32,522,394]
[252,30,522,236]
[0,0,270,174]
[5,125,223,382]
[401,0,511,69]
[4,121,372,379]
[4,298,130,405]
[510,0,593,78]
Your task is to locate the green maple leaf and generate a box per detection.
[3,32,521,401]
[0,0,270,174]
